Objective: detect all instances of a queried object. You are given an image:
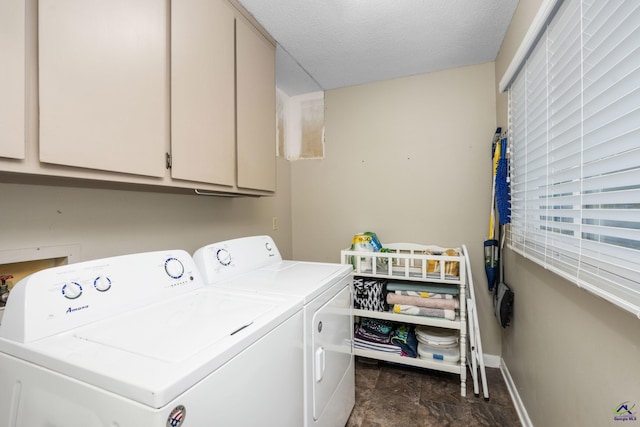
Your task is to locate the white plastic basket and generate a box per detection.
[341,243,466,285]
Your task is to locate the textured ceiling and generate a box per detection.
[237,0,519,95]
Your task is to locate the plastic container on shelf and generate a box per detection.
[417,343,461,363]
[415,325,458,347]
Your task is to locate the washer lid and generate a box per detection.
[0,288,301,408]
[75,289,274,363]
[217,261,352,303]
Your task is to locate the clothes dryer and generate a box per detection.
[193,236,355,427]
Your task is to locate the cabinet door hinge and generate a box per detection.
[165,152,172,169]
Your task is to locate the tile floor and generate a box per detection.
[346,357,521,427]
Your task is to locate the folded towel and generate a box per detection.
[354,337,402,354]
[387,293,459,309]
[386,282,459,295]
[392,304,456,320]
[390,324,418,358]
[359,318,394,337]
[394,290,454,299]
[355,323,391,344]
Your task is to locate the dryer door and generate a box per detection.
[311,284,353,421]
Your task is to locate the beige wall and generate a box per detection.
[0,157,292,265]
[496,1,640,426]
[290,62,502,355]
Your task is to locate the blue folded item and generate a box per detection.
[390,324,418,358]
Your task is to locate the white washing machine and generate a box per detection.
[0,250,304,427]
[193,235,355,427]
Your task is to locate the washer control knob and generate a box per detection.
[94,276,112,292]
[62,282,83,299]
[165,257,185,279]
[265,241,273,252]
[216,249,232,266]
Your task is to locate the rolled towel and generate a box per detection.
[386,282,459,295]
[387,292,459,309]
[394,290,454,300]
[392,304,456,320]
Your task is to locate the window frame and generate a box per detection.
[504,0,640,316]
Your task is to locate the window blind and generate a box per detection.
[506,0,640,316]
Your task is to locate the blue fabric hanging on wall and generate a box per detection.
[496,137,511,225]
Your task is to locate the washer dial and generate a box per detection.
[216,248,232,266]
[165,257,185,279]
[94,276,112,292]
[62,282,83,299]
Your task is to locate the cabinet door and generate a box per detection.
[38,0,167,177]
[0,0,26,159]
[171,0,235,186]
[236,17,276,192]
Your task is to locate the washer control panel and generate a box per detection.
[0,250,203,343]
[193,235,283,285]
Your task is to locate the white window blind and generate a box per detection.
[507,0,640,316]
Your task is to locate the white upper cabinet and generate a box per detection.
[172,2,276,192]
[0,0,26,160]
[236,16,276,192]
[170,0,236,186]
[38,0,167,177]
[2,0,275,195]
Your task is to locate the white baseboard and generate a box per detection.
[500,358,533,427]
[482,353,501,368]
